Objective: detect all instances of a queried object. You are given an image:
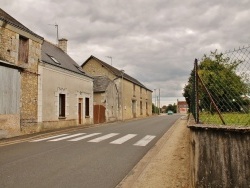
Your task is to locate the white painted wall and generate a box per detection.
[38,63,93,125]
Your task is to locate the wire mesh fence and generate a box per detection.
[186,46,250,126]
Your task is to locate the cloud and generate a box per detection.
[1,0,250,105]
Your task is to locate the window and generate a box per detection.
[140,87,142,98]
[140,101,143,115]
[18,36,29,64]
[85,97,90,117]
[49,55,60,64]
[59,94,66,117]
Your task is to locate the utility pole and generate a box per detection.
[120,70,124,121]
[154,89,156,114]
[159,88,161,114]
[156,96,159,114]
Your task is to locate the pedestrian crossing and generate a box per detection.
[29,132,156,147]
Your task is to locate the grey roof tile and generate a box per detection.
[82,55,152,91]
[41,41,92,78]
[93,76,111,93]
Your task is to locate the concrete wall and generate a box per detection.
[37,63,93,132]
[189,124,250,187]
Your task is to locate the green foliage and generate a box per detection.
[165,104,177,113]
[200,112,250,126]
[183,50,248,113]
[152,103,160,113]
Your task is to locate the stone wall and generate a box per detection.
[189,124,250,187]
[0,114,20,137]
[21,119,77,134]
[0,27,18,64]
[0,24,43,134]
[122,79,152,119]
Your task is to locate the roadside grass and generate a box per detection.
[200,112,250,126]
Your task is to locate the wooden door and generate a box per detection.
[78,98,83,124]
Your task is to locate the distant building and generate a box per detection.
[177,100,188,114]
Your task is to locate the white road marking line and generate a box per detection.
[68,133,102,141]
[133,135,156,146]
[88,133,119,143]
[110,134,137,144]
[30,134,69,142]
[48,133,86,141]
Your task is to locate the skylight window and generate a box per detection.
[48,54,60,64]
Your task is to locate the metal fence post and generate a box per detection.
[194,59,199,123]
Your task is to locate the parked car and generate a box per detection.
[167,110,173,115]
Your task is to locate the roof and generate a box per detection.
[0,59,24,70]
[0,8,43,40]
[82,55,152,91]
[93,76,111,93]
[41,40,92,78]
[177,101,188,105]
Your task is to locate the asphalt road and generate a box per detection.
[0,114,182,188]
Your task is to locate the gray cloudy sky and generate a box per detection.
[1,0,250,106]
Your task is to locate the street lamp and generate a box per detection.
[120,70,125,121]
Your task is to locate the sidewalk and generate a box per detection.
[117,117,191,188]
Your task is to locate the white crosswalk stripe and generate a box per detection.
[110,134,137,144]
[29,133,156,147]
[30,134,69,142]
[133,135,156,146]
[48,133,86,142]
[88,133,119,143]
[68,133,101,141]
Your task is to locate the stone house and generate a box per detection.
[38,40,93,131]
[0,8,94,137]
[93,76,119,123]
[81,55,152,121]
[0,8,43,136]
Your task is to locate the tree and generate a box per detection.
[183,51,248,112]
[152,103,159,114]
[166,103,177,113]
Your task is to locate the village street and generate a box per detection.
[0,114,182,188]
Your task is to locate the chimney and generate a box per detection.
[58,38,68,53]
